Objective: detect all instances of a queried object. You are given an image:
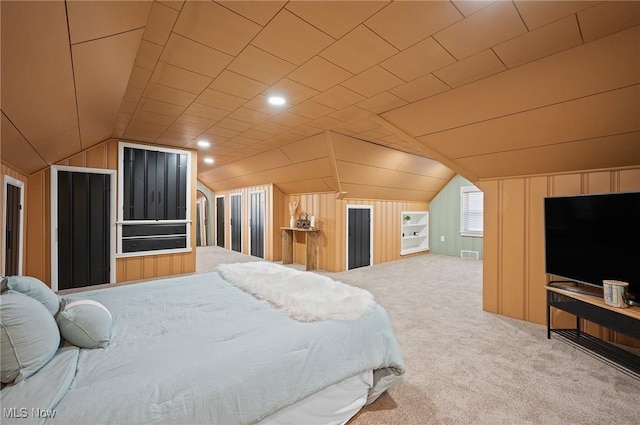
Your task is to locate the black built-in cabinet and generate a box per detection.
[121,146,188,253]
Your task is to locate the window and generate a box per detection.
[460,186,483,237]
[117,142,191,256]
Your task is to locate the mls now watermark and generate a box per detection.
[4,408,57,419]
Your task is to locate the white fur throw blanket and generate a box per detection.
[216,262,375,322]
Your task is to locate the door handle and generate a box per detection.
[150,191,154,203]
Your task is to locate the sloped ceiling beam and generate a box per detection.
[323,130,347,199]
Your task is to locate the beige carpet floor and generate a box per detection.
[197,246,640,425]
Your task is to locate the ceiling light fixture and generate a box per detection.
[268,96,286,106]
[197,140,210,148]
[204,157,214,164]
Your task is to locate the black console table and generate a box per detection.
[546,285,640,376]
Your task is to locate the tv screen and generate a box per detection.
[544,192,640,302]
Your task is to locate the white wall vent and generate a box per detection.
[461,250,480,260]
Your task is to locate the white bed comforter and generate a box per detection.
[1,271,404,425]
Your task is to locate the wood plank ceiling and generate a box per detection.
[2,1,639,201]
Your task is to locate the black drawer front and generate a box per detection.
[122,236,187,253]
[122,224,187,237]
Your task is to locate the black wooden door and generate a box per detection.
[348,208,371,270]
[196,203,202,247]
[250,191,265,258]
[216,196,225,248]
[58,171,110,290]
[230,195,241,252]
[4,183,21,275]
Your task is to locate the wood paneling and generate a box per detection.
[481,179,499,313]
[480,166,640,346]
[384,26,640,168]
[500,179,526,319]
[24,139,196,288]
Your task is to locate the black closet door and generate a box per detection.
[123,147,187,221]
[230,195,241,252]
[4,183,21,275]
[165,153,178,220]
[154,151,166,219]
[58,171,110,290]
[176,153,188,220]
[250,192,264,258]
[124,147,146,220]
[216,197,225,248]
[348,208,371,270]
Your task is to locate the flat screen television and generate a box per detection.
[544,191,640,304]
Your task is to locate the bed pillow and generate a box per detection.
[0,291,61,384]
[56,297,112,349]
[4,276,60,316]
[0,277,7,292]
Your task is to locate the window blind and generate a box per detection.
[461,187,483,236]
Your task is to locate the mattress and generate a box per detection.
[258,370,373,425]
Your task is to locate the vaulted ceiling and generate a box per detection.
[2,1,639,201]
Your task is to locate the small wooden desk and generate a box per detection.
[281,227,319,271]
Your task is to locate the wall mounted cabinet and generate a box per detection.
[401,211,429,255]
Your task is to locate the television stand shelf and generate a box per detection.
[546,285,640,377]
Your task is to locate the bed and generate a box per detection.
[1,265,405,425]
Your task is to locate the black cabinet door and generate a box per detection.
[123,147,187,221]
[348,208,371,270]
[124,147,146,220]
[146,150,159,219]
[176,153,188,220]
[216,196,225,248]
[165,152,178,220]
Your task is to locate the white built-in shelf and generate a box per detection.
[401,211,429,255]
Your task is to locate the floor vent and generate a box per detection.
[461,250,480,260]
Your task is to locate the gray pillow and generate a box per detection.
[1,291,61,384]
[5,276,60,316]
[56,297,112,349]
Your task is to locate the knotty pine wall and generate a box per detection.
[284,193,429,272]
[1,162,29,275]
[24,139,197,287]
[479,166,640,347]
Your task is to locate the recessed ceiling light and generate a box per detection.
[197,140,210,148]
[204,157,214,164]
[268,96,286,106]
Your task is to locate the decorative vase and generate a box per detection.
[290,216,295,228]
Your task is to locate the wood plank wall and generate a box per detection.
[479,166,640,347]
[24,139,197,287]
[284,193,429,272]
[1,162,29,275]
